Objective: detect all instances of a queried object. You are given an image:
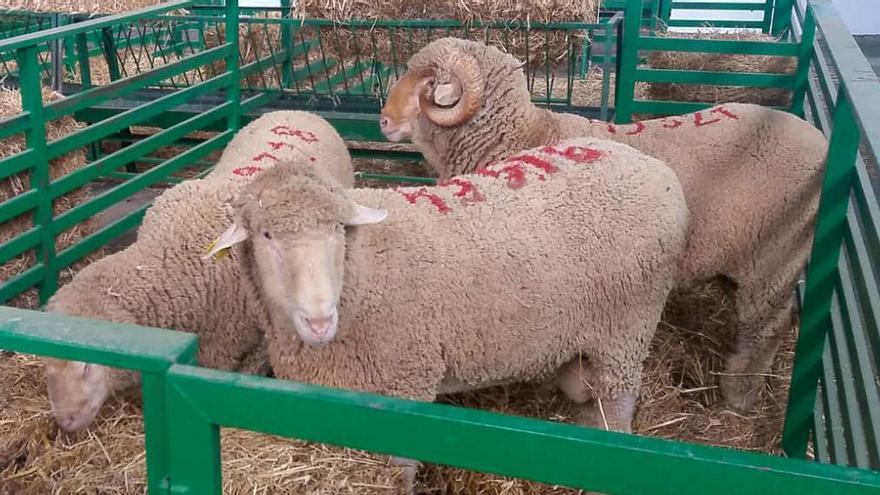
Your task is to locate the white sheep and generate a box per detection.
[379,37,829,412]
[42,110,354,433]
[207,135,688,437]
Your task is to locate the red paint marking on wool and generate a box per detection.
[395,188,451,214]
[309,157,316,162]
[662,118,683,129]
[270,125,319,143]
[625,122,646,135]
[478,163,528,189]
[515,154,558,174]
[252,152,279,162]
[606,124,617,134]
[267,141,289,150]
[233,166,262,177]
[440,178,484,204]
[711,106,739,120]
[559,146,603,163]
[542,145,603,163]
[694,111,722,127]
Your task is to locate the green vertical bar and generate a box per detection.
[660,0,674,25]
[75,33,93,89]
[280,0,293,89]
[790,5,816,117]
[614,0,641,124]
[143,373,171,494]
[101,27,121,82]
[17,46,56,305]
[167,380,222,495]
[762,0,775,33]
[226,0,241,131]
[601,19,614,121]
[772,0,795,36]
[782,88,861,459]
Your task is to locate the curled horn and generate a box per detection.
[418,52,485,127]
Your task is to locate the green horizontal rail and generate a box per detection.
[638,36,797,56]
[165,363,880,494]
[0,306,198,372]
[42,44,233,122]
[666,1,768,10]
[634,68,794,87]
[0,0,193,51]
[49,98,233,200]
[0,227,40,266]
[0,264,45,304]
[52,130,233,236]
[664,19,767,28]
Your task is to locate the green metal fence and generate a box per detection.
[613,0,813,122]
[1,0,880,492]
[780,0,880,471]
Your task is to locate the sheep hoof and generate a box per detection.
[391,456,421,495]
[719,374,762,414]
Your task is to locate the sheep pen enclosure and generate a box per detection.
[0,0,879,494]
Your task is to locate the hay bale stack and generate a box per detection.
[0,87,96,310]
[5,0,162,14]
[294,0,598,75]
[645,29,796,107]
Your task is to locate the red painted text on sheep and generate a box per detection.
[232,166,263,177]
[395,187,452,214]
[439,178,484,204]
[252,152,279,162]
[270,125,319,143]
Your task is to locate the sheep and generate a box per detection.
[42,110,355,433]
[207,135,688,431]
[378,37,829,413]
[203,135,689,492]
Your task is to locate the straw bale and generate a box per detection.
[0,86,96,310]
[294,0,599,73]
[645,28,797,107]
[5,0,162,15]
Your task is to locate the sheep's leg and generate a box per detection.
[721,286,795,413]
[391,456,421,495]
[557,356,638,433]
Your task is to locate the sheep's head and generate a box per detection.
[205,163,386,347]
[44,357,111,432]
[379,38,486,139]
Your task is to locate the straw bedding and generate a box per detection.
[645,28,797,107]
[293,0,599,71]
[0,280,796,493]
[0,87,97,311]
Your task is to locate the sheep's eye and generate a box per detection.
[263,231,272,240]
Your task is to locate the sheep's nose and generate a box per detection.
[379,116,389,128]
[305,316,332,337]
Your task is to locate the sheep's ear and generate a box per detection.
[433,82,462,107]
[346,203,387,226]
[202,223,249,261]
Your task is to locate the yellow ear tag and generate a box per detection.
[203,239,231,261]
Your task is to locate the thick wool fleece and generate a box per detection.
[236,138,689,418]
[404,38,828,409]
[45,111,354,389]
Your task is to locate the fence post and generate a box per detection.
[782,87,860,459]
[772,0,795,36]
[789,4,816,117]
[166,368,223,494]
[226,0,242,131]
[16,46,57,305]
[142,374,172,494]
[280,0,294,89]
[614,0,641,123]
